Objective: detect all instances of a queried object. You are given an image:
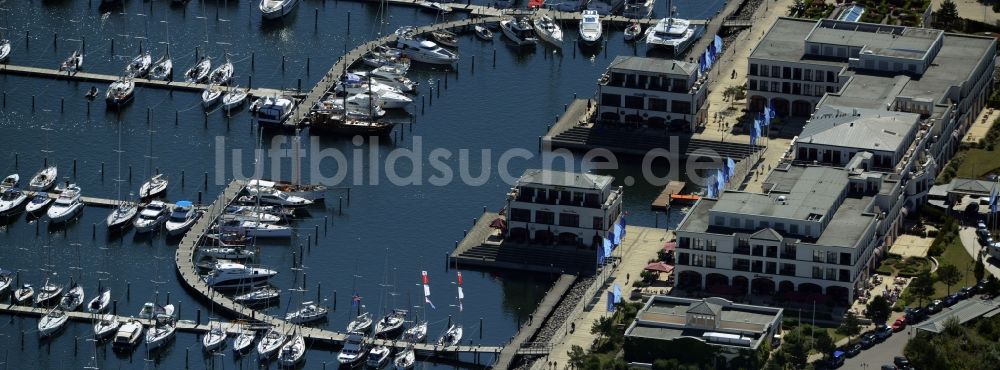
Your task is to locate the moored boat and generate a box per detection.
[260,0,300,20]
[474,25,493,41]
[578,10,603,45]
[139,173,168,199]
[202,85,223,108]
[222,88,248,112]
[105,77,135,107]
[256,327,287,358]
[29,166,58,192]
[125,52,152,78]
[46,184,83,223]
[150,54,173,81]
[185,57,211,83]
[500,17,537,46]
[87,287,112,313]
[277,333,305,366]
[202,322,228,352]
[624,23,642,41]
[0,39,10,63]
[210,59,234,85]
[112,318,144,351]
[165,200,199,236]
[93,314,121,339]
[58,282,85,311]
[60,50,83,72]
[532,15,564,46]
[38,307,69,338]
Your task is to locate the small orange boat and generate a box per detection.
[670,194,701,204]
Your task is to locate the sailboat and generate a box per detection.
[38,307,69,338]
[285,301,329,324]
[87,287,111,313]
[138,129,168,199]
[29,166,57,192]
[150,54,173,81]
[59,50,83,72]
[35,278,64,306]
[58,281,85,311]
[374,251,407,338]
[260,0,300,20]
[209,57,234,85]
[435,271,464,347]
[393,343,416,369]
[277,331,306,366]
[185,57,211,83]
[202,321,228,352]
[125,51,152,78]
[0,39,10,63]
[107,124,137,230]
[13,283,33,304]
[232,324,257,354]
[93,313,121,339]
[256,326,287,358]
[403,270,432,343]
[145,314,177,350]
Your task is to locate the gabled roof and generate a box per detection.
[798,106,919,154]
[948,178,995,195]
[751,228,783,242]
[687,301,721,316]
[518,169,614,190]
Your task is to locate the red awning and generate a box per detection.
[489,218,507,229]
[662,241,678,251]
[645,262,674,273]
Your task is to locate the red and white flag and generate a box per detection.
[422,271,435,309]
[421,271,429,285]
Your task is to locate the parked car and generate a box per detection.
[892,317,906,332]
[927,299,943,314]
[904,307,926,323]
[881,365,897,370]
[875,325,893,341]
[845,343,862,358]
[860,333,877,349]
[943,293,961,307]
[979,234,993,246]
[977,221,988,230]
[894,356,910,368]
[959,286,975,299]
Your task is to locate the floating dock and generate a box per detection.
[651,181,687,210]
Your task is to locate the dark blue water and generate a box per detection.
[0,0,723,368]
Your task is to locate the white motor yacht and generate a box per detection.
[202,262,277,289]
[395,27,459,65]
[644,15,695,54]
[112,319,144,351]
[500,17,537,46]
[1,174,18,190]
[246,187,312,207]
[25,193,53,215]
[38,307,69,338]
[352,69,418,93]
[260,0,300,20]
[134,200,168,233]
[165,200,199,236]
[201,246,256,260]
[216,216,292,238]
[532,15,564,46]
[623,0,656,18]
[336,332,370,365]
[46,184,83,223]
[367,345,391,368]
[578,10,603,45]
[0,187,28,215]
[223,205,283,223]
[257,96,296,128]
[233,286,280,304]
[93,314,121,339]
[29,166,57,192]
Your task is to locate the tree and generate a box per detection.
[986,275,1000,297]
[937,264,962,295]
[591,315,615,343]
[782,330,810,368]
[910,271,936,306]
[567,345,586,370]
[837,311,862,340]
[975,254,986,283]
[866,295,892,325]
[814,331,836,360]
[936,0,960,30]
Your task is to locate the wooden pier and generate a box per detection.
[0,63,289,98]
[168,180,541,365]
[651,181,686,211]
[492,274,574,369]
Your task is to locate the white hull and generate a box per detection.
[260,0,299,20]
[88,289,112,313]
[47,203,83,223]
[38,314,68,337]
[106,205,138,229]
[277,335,305,366]
[533,16,564,46]
[256,329,287,358]
[145,326,176,350]
[166,216,198,236]
[202,327,228,352]
[94,315,121,339]
[233,330,256,353]
[0,192,28,215]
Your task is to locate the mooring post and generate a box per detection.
[339,197,343,215]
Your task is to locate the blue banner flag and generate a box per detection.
[707,180,718,198]
[597,242,606,266]
[612,223,624,246]
[613,284,623,304]
[726,158,737,180]
[607,291,616,312]
[714,35,723,54]
[991,183,998,213]
[619,214,627,238]
[716,169,726,193]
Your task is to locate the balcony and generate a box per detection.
[734,246,751,255]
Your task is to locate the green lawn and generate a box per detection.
[932,238,977,299]
[956,148,1000,179]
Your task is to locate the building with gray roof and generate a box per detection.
[623,296,782,365]
[596,56,710,131]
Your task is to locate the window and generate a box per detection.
[600,93,621,107]
[760,81,768,92]
[825,268,837,280]
[729,218,739,228]
[692,254,704,267]
[678,252,689,265]
[624,96,644,109]
[812,266,823,279]
[558,213,579,227]
[780,263,796,276]
[826,71,835,82]
[535,211,554,225]
[706,239,718,252]
[648,98,668,112]
[706,256,717,268]
[802,84,811,97]
[670,100,692,114]
[510,208,531,222]
[751,260,763,273]
[733,259,750,271]
[782,82,791,94]
[752,245,764,256]
[809,45,820,54]
[760,65,769,77]
[771,66,781,78]
[813,250,823,262]
[826,251,838,264]
[815,70,825,82]
[804,69,813,81]
[693,239,705,250]
[766,262,776,274]
[713,216,725,226]
[790,224,799,235]
[826,85,835,93]
[750,63,759,76]
[839,269,850,282]
[840,252,852,266]
[749,79,758,91]
[592,217,604,230]
[767,245,777,258]
[781,244,797,259]
[771,82,780,92]
[793,68,801,80]
[792,83,800,95]
[782,67,791,79]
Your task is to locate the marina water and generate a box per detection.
[0,0,724,368]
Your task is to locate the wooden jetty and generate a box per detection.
[0,63,289,98]
[169,180,541,365]
[651,181,686,210]
[492,274,574,369]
